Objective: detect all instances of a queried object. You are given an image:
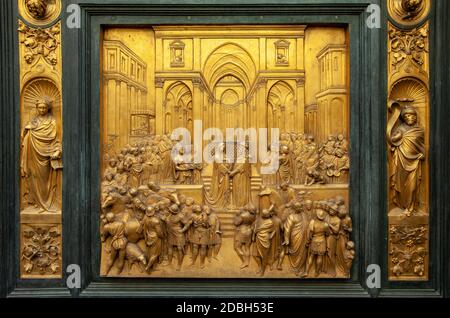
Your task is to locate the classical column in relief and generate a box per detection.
[255,77,267,132]
[296,77,306,133]
[155,77,165,135]
[192,78,203,124]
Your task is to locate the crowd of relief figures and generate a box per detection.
[102,132,349,189]
[101,136,353,278]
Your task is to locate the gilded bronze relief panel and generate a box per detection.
[387,0,430,281]
[18,0,63,278]
[99,26,353,278]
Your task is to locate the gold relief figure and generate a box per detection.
[158,135,176,183]
[318,134,350,183]
[293,135,306,183]
[318,136,336,169]
[125,243,147,273]
[280,133,293,150]
[258,186,283,213]
[269,206,284,271]
[278,183,296,216]
[164,204,189,271]
[101,185,130,218]
[129,149,144,188]
[302,135,327,186]
[141,206,164,272]
[205,145,233,208]
[234,206,257,269]
[187,205,210,268]
[154,200,170,265]
[343,241,355,276]
[105,157,118,176]
[387,103,425,216]
[229,157,252,208]
[252,209,275,276]
[304,135,317,159]
[291,133,301,182]
[335,196,353,275]
[181,197,195,219]
[283,202,309,277]
[173,148,203,185]
[304,155,325,186]
[334,134,350,179]
[173,148,194,184]
[324,201,341,277]
[21,98,62,213]
[101,212,128,275]
[306,209,330,277]
[302,199,315,223]
[277,145,291,184]
[205,206,222,261]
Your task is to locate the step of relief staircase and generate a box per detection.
[201,175,262,238]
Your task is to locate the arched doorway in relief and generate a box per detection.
[164,82,193,136]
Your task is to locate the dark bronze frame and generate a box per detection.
[1,0,449,298]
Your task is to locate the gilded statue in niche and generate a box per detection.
[100,26,353,278]
[21,97,62,213]
[387,102,425,216]
[18,0,63,279]
[387,12,430,281]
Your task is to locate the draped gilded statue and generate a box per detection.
[387,103,425,215]
[21,97,62,213]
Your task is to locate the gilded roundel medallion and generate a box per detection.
[19,0,62,26]
[387,0,431,27]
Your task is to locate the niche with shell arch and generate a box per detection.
[388,77,429,213]
[20,77,62,211]
[21,77,62,136]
